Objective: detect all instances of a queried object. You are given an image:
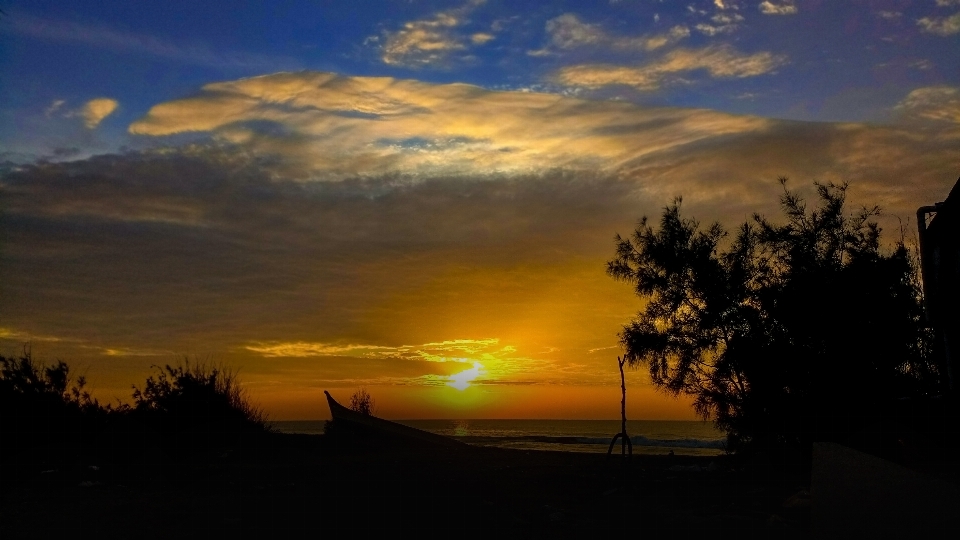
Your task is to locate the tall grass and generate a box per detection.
[133,360,267,429]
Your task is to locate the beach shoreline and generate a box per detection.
[273,418,727,456]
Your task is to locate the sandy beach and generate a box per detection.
[1,432,810,539]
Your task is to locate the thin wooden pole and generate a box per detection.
[619,356,632,458]
[606,356,632,461]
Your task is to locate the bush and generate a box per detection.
[349,388,376,416]
[132,360,270,457]
[0,350,110,461]
[0,351,270,462]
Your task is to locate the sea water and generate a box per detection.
[271,419,726,456]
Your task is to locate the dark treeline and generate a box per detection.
[0,352,271,463]
[609,179,954,460]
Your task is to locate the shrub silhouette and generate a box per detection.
[132,360,269,457]
[0,350,113,461]
[349,387,376,416]
[0,351,270,462]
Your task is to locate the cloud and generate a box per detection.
[128,71,771,177]
[246,338,506,361]
[641,25,692,50]
[6,13,298,70]
[79,98,118,129]
[936,0,960,6]
[554,64,662,90]
[246,342,395,357]
[242,338,552,387]
[712,13,746,24]
[101,347,171,357]
[877,11,902,20]
[378,0,488,68]
[694,22,739,35]
[544,14,605,49]
[44,99,66,118]
[553,45,786,90]
[0,327,71,343]
[686,1,746,35]
[470,32,495,44]
[39,97,117,128]
[917,12,960,35]
[538,13,689,53]
[758,1,798,15]
[895,86,960,123]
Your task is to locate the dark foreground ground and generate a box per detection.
[0,433,811,539]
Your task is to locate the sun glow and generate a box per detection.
[447,362,483,391]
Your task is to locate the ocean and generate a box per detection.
[271,419,726,456]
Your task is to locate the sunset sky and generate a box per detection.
[1,0,958,420]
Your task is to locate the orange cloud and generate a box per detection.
[129,71,771,178]
[80,98,119,128]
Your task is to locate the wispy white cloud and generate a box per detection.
[714,0,739,9]
[101,347,170,357]
[641,25,692,50]
[895,86,960,123]
[378,0,489,68]
[470,32,495,44]
[534,13,689,54]
[553,45,786,90]
[758,1,798,15]
[128,71,771,177]
[0,327,69,343]
[543,13,605,49]
[917,12,960,35]
[695,22,740,35]
[44,99,66,118]
[693,3,746,34]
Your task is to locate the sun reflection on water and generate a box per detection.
[452,420,470,437]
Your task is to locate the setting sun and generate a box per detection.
[447,362,484,391]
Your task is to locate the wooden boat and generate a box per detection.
[324,390,465,448]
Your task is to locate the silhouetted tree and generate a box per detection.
[349,387,376,416]
[608,179,938,453]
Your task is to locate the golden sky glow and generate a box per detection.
[3,0,960,420]
[2,70,957,418]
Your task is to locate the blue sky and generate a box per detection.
[3,0,959,158]
[1,1,958,418]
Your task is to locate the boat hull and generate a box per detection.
[324,391,465,448]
